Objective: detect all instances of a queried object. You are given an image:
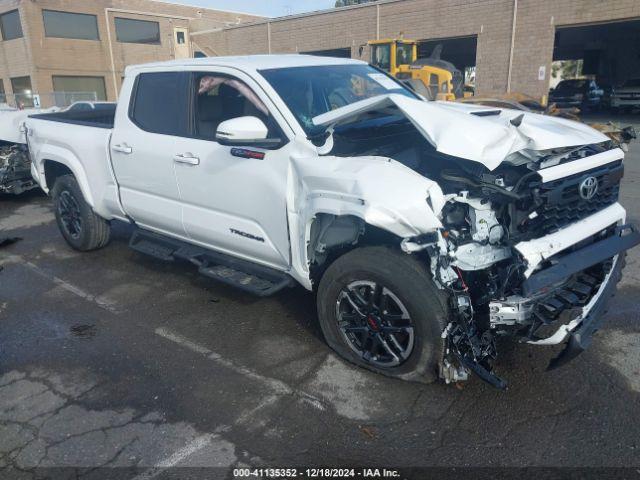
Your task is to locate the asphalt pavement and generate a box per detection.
[1,114,639,479]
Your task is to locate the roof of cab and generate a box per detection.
[125,54,366,76]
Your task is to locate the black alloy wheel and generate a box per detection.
[335,280,415,368]
[57,190,83,240]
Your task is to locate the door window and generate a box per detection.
[371,44,391,71]
[193,73,275,140]
[396,43,413,65]
[130,72,190,136]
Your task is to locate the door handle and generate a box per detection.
[173,153,200,166]
[112,143,133,154]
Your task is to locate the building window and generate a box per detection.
[11,76,33,107]
[130,72,190,136]
[52,76,107,101]
[43,10,99,40]
[0,10,23,41]
[115,18,160,45]
[0,79,5,103]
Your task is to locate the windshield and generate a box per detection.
[259,64,416,136]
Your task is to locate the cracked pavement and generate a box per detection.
[1,114,639,478]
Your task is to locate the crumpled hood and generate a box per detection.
[312,94,610,171]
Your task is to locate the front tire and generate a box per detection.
[52,175,110,251]
[317,246,449,383]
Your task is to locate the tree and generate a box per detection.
[335,0,377,7]
[551,60,583,81]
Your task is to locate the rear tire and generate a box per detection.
[52,175,110,251]
[317,246,449,383]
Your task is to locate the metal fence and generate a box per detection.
[1,91,99,109]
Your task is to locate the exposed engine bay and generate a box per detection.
[327,113,635,388]
[0,142,36,195]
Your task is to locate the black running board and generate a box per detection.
[129,229,294,297]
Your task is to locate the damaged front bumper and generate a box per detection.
[443,203,640,389]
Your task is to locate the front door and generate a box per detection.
[173,71,292,270]
[173,28,190,59]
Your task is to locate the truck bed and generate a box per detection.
[29,105,116,129]
[26,109,121,219]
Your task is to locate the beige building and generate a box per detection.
[0,0,261,107]
[195,0,640,101]
[2,0,639,107]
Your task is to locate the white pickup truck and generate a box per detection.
[19,55,640,388]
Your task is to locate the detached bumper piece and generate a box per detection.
[547,254,625,370]
[523,224,640,370]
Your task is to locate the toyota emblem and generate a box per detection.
[579,176,598,200]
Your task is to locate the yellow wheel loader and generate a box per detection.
[368,38,463,101]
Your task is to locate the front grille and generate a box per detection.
[525,160,623,237]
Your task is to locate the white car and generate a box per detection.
[14,55,640,388]
[64,101,116,112]
[611,78,640,111]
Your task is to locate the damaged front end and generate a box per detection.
[0,143,36,195]
[404,146,640,389]
[309,93,640,389]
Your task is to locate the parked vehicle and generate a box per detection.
[13,56,639,388]
[611,78,640,112]
[0,107,58,195]
[549,79,603,111]
[64,101,117,113]
[368,39,462,101]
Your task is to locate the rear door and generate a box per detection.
[110,71,192,237]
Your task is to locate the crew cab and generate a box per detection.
[20,56,640,388]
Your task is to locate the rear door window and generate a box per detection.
[130,72,190,137]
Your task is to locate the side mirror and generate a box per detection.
[216,116,282,149]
